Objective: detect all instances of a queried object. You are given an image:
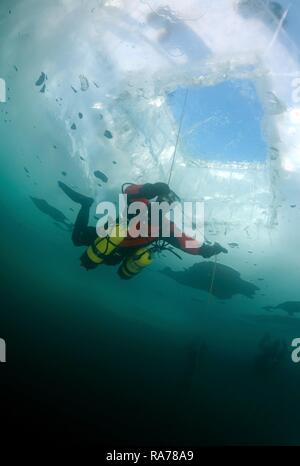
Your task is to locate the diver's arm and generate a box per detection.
[168,236,228,257]
[167,222,228,257]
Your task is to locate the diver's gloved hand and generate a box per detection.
[199,242,228,258]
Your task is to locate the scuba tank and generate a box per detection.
[118,247,153,279]
[81,224,126,270]
[117,240,181,280]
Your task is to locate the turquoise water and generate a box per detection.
[1,0,300,447]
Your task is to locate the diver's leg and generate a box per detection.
[58,181,94,205]
[72,206,97,246]
[58,181,95,246]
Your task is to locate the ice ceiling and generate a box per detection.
[2,0,300,238]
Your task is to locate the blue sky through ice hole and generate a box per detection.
[167,79,268,163]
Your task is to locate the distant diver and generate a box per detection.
[58,181,227,279]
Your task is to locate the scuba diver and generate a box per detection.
[58,181,228,279]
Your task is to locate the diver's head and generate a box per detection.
[154,182,181,204]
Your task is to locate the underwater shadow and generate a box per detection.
[30,197,73,231]
[263,301,300,317]
[161,261,259,299]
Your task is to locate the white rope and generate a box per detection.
[202,254,218,315]
[166,88,218,301]
[167,88,189,186]
[209,255,218,296]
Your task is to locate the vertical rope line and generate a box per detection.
[209,254,218,295]
[167,88,189,186]
[203,255,218,315]
[166,88,218,303]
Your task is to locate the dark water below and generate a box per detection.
[1,203,300,447]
